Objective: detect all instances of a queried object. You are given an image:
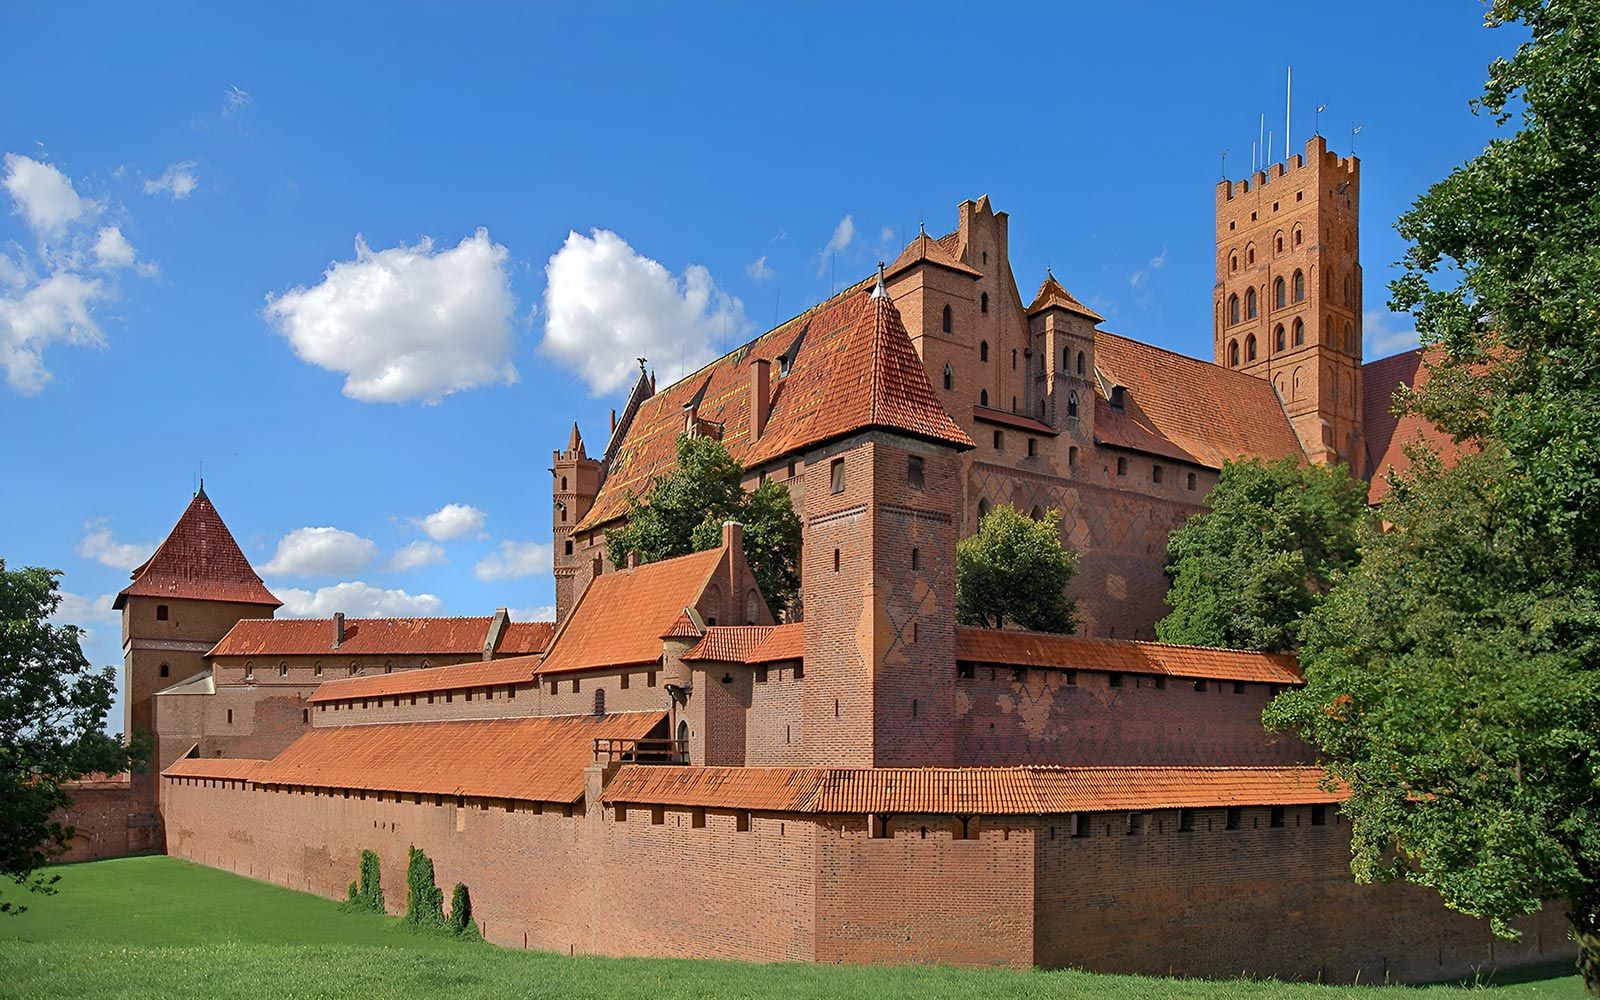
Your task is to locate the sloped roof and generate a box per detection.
[250,712,664,803]
[955,628,1302,686]
[497,621,557,656]
[682,626,774,663]
[602,765,1342,815]
[575,283,971,532]
[1362,347,1471,505]
[162,757,268,782]
[745,622,803,664]
[1092,331,1305,469]
[306,654,542,704]
[114,490,280,610]
[538,548,724,675]
[1026,272,1104,323]
[208,616,556,659]
[885,231,982,280]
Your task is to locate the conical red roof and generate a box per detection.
[1026,272,1103,323]
[113,489,281,609]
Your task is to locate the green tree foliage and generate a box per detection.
[403,846,444,928]
[1,561,139,915]
[344,849,384,913]
[1155,457,1368,652]
[448,883,478,939]
[606,435,802,617]
[1269,3,1600,988]
[956,505,1077,633]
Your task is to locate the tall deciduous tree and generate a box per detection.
[956,505,1078,633]
[1155,457,1367,653]
[606,435,802,617]
[1,561,138,914]
[1269,2,1600,988]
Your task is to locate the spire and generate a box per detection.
[567,422,583,455]
[113,489,281,610]
[870,261,887,300]
[1026,271,1105,323]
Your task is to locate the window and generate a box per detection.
[1228,340,1239,368]
[992,430,1004,451]
[156,604,169,621]
[1247,245,1255,265]
[1274,277,1286,309]
[1076,350,1085,376]
[1186,472,1197,491]
[1067,390,1079,418]
[1070,813,1090,838]
[1152,464,1164,484]
[1275,324,1285,352]
[829,457,845,494]
[1294,226,1303,246]
[980,292,989,314]
[278,663,287,677]
[1027,437,1037,458]
[907,455,924,490]
[1229,253,1237,273]
[1293,317,1305,347]
[977,498,990,520]
[1178,808,1195,833]
[1311,804,1328,826]
[958,663,975,680]
[245,662,254,681]
[979,389,988,407]
[1110,385,1125,411]
[1126,812,1144,836]
[564,540,573,555]
[314,662,322,677]
[910,547,920,570]
[1194,679,1207,692]
[159,663,169,678]
[1225,807,1242,831]
[833,549,840,572]
[942,363,953,390]
[1068,445,1078,467]
[560,475,568,491]
[1233,680,1245,694]
[1108,672,1124,688]
[1063,668,1077,685]
[1346,321,1357,353]
[1116,456,1128,477]
[1275,234,1283,253]
[1245,287,1257,319]
[1245,335,1257,362]
[1010,348,1017,370]
[226,709,233,724]
[1228,294,1239,325]
[941,304,951,333]
[979,340,989,362]
[1293,269,1305,302]
[302,708,309,724]
[1270,806,1286,829]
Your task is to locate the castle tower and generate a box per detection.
[551,423,601,623]
[798,275,974,767]
[1214,135,1363,465]
[1027,271,1103,443]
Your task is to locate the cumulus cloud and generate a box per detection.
[75,517,150,569]
[143,161,198,200]
[264,229,518,404]
[509,604,556,622]
[1129,247,1167,288]
[473,540,551,581]
[1364,308,1421,357]
[3,153,91,237]
[93,226,138,270]
[541,228,746,395]
[388,540,446,571]
[260,526,378,576]
[1,270,106,393]
[273,581,443,619]
[50,590,120,650]
[745,256,774,281]
[413,502,486,541]
[816,215,854,275]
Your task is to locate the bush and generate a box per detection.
[449,883,479,939]
[341,849,384,913]
[404,846,445,927]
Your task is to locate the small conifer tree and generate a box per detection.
[404,846,445,927]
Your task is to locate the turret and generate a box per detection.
[552,424,602,623]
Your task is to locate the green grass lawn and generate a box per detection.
[0,856,1584,999]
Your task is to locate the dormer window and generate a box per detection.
[1110,386,1127,411]
[778,353,791,376]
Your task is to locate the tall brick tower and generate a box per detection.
[1214,135,1363,465]
[798,274,974,767]
[551,423,600,623]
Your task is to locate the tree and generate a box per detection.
[1,561,138,915]
[1270,3,1600,988]
[956,505,1077,633]
[1155,457,1368,652]
[606,435,802,617]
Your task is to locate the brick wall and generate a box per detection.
[53,779,158,862]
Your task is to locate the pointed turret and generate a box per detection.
[1026,271,1104,323]
[114,489,280,610]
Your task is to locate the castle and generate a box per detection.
[66,137,1572,981]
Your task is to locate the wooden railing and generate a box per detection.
[593,737,688,765]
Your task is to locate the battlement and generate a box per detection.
[1216,136,1359,205]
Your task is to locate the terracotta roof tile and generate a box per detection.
[1093,330,1305,469]
[496,621,556,656]
[885,232,982,280]
[210,616,497,659]
[306,655,542,704]
[974,405,1056,436]
[252,712,664,803]
[682,626,774,663]
[539,548,724,675]
[114,491,280,610]
[954,628,1302,686]
[162,757,269,781]
[1026,273,1104,323]
[602,765,1342,815]
[661,612,703,640]
[1362,347,1474,504]
[745,622,803,664]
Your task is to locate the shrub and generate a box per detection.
[404,846,445,927]
[449,883,479,939]
[341,849,384,913]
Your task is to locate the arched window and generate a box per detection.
[1075,351,1085,376]
[1325,316,1335,342]
[1292,368,1303,400]
[1246,244,1256,265]
[977,499,990,523]
[1274,324,1286,352]
[1067,390,1079,418]
[1011,348,1017,370]
[1228,340,1240,367]
[1229,253,1238,273]
[1228,294,1239,325]
[1063,347,1070,369]
[942,363,953,390]
[1346,321,1356,353]
[744,589,760,625]
[979,340,989,362]
[1245,335,1257,362]
[677,720,689,763]
[941,305,952,333]
[1275,233,1284,254]
[1293,225,1303,247]
[979,389,988,407]
[1245,288,1257,319]
[980,292,989,314]
[1030,506,1045,520]
[1293,270,1305,302]
[1274,277,1286,309]
[1293,318,1305,346]
[560,475,567,491]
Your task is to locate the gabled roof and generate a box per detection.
[497,621,557,656]
[954,628,1302,686]
[306,654,542,704]
[1026,272,1104,323]
[248,712,665,803]
[163,757,268,782]
[1362,347,1471,505]
[1092,331,1305,469]
[538,547,725,675]
[745,622,803,664]
[601,765,1343,815]
[575,283,971,533]
[207,616,554,659]
[114,490,280,610]
[885,231,982,280]
[682,626,774,663]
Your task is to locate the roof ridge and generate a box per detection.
[1096,329,1280,394]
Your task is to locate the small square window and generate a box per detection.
[1178,808,1195,833]
[1270,806,1286,828]
[957,663,975,680]
[1070,813,1090,838]
[1108,672,1124,689]
[993,430,1004,451]
[830,458,845,494]
[907,456,924,490]
[1225,807,1242,831]
[1233,681,1245,694]
[156,605,169,621]
[1194,679,1208,692]
[564,540,574,556]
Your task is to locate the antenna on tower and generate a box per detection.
[1258,113,1265,172]
[1285,65,1292,162]
[1351,124,1363,154]
[1268,130,1274,167]
[1221,148,1228,180]
[1315,102,1327,137]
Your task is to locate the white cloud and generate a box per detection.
[1129,247,1167,288]
[746,256,773,281]
[261,526,378,577]
[143,161,198,200]
[1364,308,1421,357]
[413,502,486,541]
[273,581,443,619]
[2,153,90,237]
[509,604,556,622]
[264,229,518,404]
[540,228,746,395]
[388,540,447,571]
[75,517,149,570]
[473,540,551,581]
[878,225,896,244]
[816,215,854,275]
[50,590,120,650]
[0,270,106,393]
[93,226,137,269]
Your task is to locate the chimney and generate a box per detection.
[721,520,744,553]
[332,612,346,648]
[610,408,617,434]
[483,607,509,661]
[626,550,639,570]
[749,357,771,441]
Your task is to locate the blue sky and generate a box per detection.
[0,3,1517,731]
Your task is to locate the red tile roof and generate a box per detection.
[974,405,1056,436]
[496,621,556,656]
[114,490,280,610]
[885,232,982,281]
[1025,273,1104,323]
[954,628,1303,686]
[661,612,703,641]
[575,284,971,533]
[251,712,664,803]
[682,626,774,663]
[538,547,724,675]
[602,765,1342,815]
[745,622,803,664]
[306,655,542,704]
[210,616,497,658]
[1093,331,1305,469]
[162,757,269,781]
[1362,347,1472,504]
